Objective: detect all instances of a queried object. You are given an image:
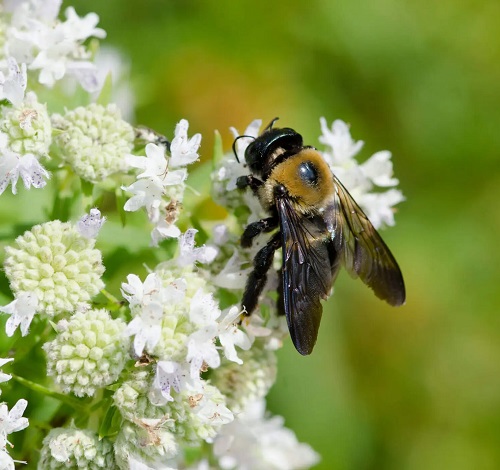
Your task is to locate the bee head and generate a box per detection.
[245,127,304,177]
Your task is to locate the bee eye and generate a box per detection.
[298,161,318,185]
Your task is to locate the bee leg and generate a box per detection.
[241,233,282,316]
[236,175,263,194]
[241,216,278,248]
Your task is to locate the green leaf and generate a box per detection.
[96,72,113,106]
[116,187,127,227]
[98,400,123,438]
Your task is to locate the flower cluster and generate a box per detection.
[0,1,404,468]
[123,120,201,246]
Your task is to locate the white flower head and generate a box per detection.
[177,229,217,268]
[0,57,27,107]
[169,119,201,168]
[0,291,39,337]
[76,208,106,239]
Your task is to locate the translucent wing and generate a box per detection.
[277,198,339,355]
[331,176,406,306]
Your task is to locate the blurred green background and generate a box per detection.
[55,0,500,468]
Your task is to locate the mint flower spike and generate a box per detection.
[43,309,130,397]
[3,220,105,316]
[52,103,134,183]
[38,428,116,469]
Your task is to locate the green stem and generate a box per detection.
[100,288,121,306]
[11,374,89,413]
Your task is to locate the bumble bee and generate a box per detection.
[234,118,405,355]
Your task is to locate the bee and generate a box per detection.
[234,118,405,355]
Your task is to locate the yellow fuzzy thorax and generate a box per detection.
[258,148,334,214]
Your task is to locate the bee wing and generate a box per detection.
[277,198,337,355]
[331,176,405,306]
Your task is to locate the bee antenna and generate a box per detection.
[232,134,255,163]
[265,117,280,131]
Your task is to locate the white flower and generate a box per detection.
[0,399,29,437]
[356,188,405,228]
[0,291,39,337]
[7,3,106,91]
[177,229,217,267]
[123,273,186,356]
[169,119,201,168]
[150,216,182,247]
[319,117,364,163]
[360,150,399,187]
[213,250,251,290]
[0,359,14,386]
[0,149,50,196]
[123,177,165,223]
[214,399,319,470]
[126,143,186,187]
[217,306,252,364]
[229,119,262,164]
[192,386,233,426]
[0,58,27,106]
[76,208,106,239]
[319,117,404,229]
[0,450,16,470]
[150,361,189,404]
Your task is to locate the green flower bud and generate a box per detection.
[52,103,134,182]
[38,428,117,469]
[114,420,179,468]
[211,341,277,413]
[0,92,52,157]
[4,220,105,315]
[44,309,130,397]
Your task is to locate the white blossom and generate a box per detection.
[319,117,403,229]
[150,361,189,404]
[0,58,27,107]
[218,307,252,364]
[0,399,29,437]
[123,273,186,356]
[169,119,201,168]
[214,399,319,470]
[0,149,49,195]
[0,291,39,337]
[177,229,217,267]
[0,359,14,386]
[76,208,106,239]
[6,2,106,91]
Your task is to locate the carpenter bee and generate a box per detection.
[235,118,405,355]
